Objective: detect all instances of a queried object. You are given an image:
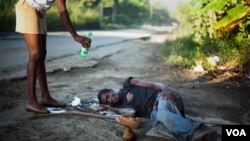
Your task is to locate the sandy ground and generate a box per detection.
[0,35,250,141]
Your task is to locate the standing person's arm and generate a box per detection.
[57,0,91,47]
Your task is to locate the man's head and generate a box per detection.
[98,88,120,106]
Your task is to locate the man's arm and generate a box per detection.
[130,78,165,91]
[57,0,91,47]
[130,78,186,117]
[100,104,136,117]
[130,78,178,104]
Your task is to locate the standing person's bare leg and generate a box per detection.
[24,34,48,113]
[37,34,63,107]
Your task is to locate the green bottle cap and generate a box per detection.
[87,32,92,38]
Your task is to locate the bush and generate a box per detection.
[160,0,250,73]
[0,0,17,31]
[46,1,100,31]
[160,34,200,68]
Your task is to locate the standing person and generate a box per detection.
[98,77,217,141]
[15,0,91,113]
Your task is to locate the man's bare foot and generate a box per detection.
[192,124,217,141]
[25,102,49,114]
[41,96,65,107]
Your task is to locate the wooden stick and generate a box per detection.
[27,111,117,120]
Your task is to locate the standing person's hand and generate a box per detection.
[74,34,92,49]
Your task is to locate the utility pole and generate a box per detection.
[149,0,155,19]
[112,0,119,23]
[99,1,103,27]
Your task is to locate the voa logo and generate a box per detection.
[226,129,246,136]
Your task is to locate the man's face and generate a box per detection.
[101,91,119,106]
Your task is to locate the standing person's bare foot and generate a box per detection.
[25,101,50,114]
[41,96,66,107]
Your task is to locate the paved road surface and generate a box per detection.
[0,26,175,80]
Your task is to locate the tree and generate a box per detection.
[190,0,250,39]
[112,0,119,23]
[189,0,250,71]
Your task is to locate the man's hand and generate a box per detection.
[99,104,135,117]
[162,92,177,104]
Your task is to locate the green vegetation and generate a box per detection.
[46,1,100,30]
[0,0,17,31]
[1,0,173,31]
[160,0,250,73]
[160,34,200,68]
[2,0,249,73]
[101,0,174,29]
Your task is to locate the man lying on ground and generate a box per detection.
[97,77,217,141]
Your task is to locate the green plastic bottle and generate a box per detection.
[80,32,92,58]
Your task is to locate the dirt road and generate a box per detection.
[0,33,250,141]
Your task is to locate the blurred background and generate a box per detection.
[1,0,250,74]
[0,0,180,30]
